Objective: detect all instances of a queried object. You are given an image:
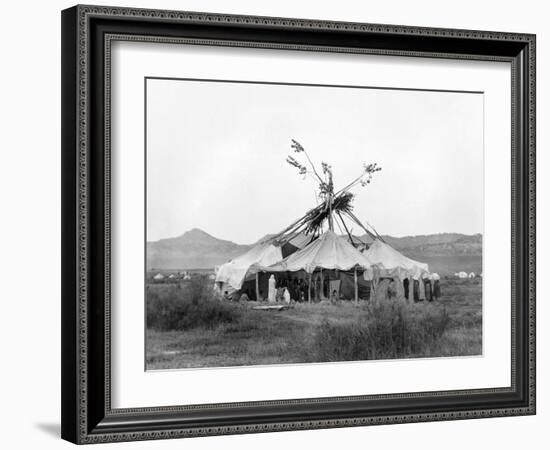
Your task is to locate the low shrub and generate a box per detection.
[310,299,450,361]
[146,275,240,331]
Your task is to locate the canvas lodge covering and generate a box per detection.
[262,230,374,274]
[362,239,429,280]
[215,242,283,291]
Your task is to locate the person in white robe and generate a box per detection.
[283,287,291,304]
[268,275,277,303]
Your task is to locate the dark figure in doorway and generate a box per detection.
[290,278,300,302]
[424,278,433,302]
[403,278,410,300]
[387,279,397,300]
[413,279,420,302]
[299,279,307,302]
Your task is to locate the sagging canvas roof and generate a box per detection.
[263,230,374,274]
[215,242,283,290]
[215,233,312,290]
[362,239,429,280]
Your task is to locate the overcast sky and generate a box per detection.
[146,78,483,244]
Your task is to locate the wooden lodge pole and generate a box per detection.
[308,273,312,303]
[320,268,324,300]
[255,272,260,302]
[313,274,317,302]
[354,267,358,305]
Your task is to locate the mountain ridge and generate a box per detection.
[147,228,482,270]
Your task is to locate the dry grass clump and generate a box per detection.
[146,275,240,331]
[310,299,451,361]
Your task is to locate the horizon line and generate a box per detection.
[147,227,484,245]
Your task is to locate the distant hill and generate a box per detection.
[376,233,482,256]
[374,233,483,276]
[147,228,249,270]
[147,228,482,272]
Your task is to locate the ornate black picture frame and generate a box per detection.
[61,4,536,444]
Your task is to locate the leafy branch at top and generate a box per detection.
[286,139,382,201]
[268,139,384,242]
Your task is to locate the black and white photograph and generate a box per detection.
[145,77,484,370]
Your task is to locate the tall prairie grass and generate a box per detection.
[146,279,482,369]
[146,275,239,331]
[310,299,451,361]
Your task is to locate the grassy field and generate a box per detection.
[145,277,482,370]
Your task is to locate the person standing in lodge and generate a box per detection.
[283,287,291,304]
[403,277,410,300]
[413,278,420,302]
[424,276,433,302]
[291,277,299,301]
[387,279,397,300]
[268,274,277,303]
[418,275,426,301]
[298,279,305,302]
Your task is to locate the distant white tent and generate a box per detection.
[362,239,429,281]
[215,242,283,291]
[153,273,164,280]
[457,271,468,279]
[468,272,476,278]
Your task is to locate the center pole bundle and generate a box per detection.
[276,139,383,249]
[250,139,384,304]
